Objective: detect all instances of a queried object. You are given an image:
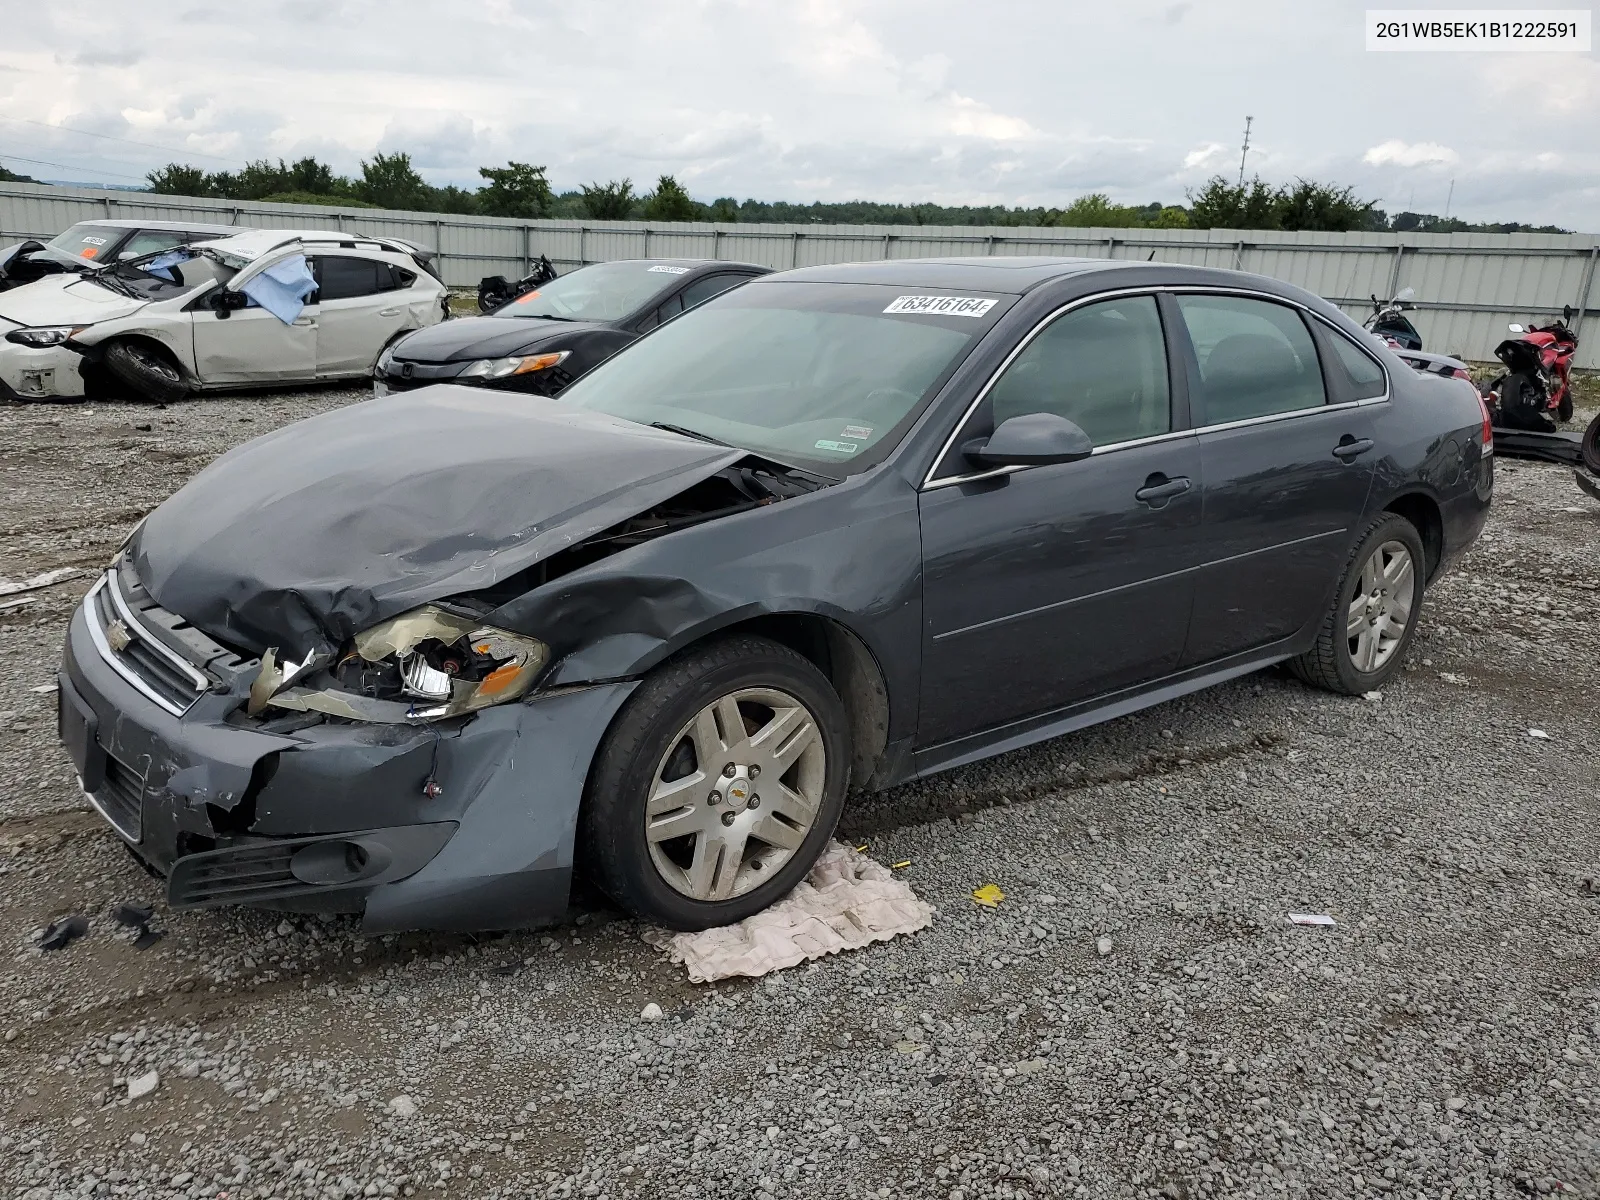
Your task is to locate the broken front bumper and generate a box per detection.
[59,580,636,932]
[0,341,87,400]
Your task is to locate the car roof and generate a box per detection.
[769,256,1146,294]
[201,228,424,261]
[588,258,770,273]
[67,218,242,235]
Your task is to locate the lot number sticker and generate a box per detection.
[648,265,691,274]
[884,295,995,318]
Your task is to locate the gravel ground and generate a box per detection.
[1,389,1598,1200]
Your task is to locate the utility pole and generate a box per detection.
[1237,116,1254,187]
[1443,178,1455,220]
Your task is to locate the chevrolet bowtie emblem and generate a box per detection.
[105,618,132,653]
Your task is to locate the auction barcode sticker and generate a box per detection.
[884,295,996,318]
[1367,9,1590,50]
[647,264,691,274]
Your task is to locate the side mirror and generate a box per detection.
[1394,287,1415,303]
[213,290,249,310]
[1563,304,1575,323]
[962,412,1094,468]
[1507,323,1525,334]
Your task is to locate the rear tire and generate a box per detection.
[580,634,850,931]
[1557,392,1574,424]
[1291,513,1427,695]
[102,340,189,404]
[1581,414,1600,475]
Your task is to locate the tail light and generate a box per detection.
[1475,388,1493,453]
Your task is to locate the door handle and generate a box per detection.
[293,317,316,327]
[1332,436,1375,461]
[378,307,401,317]
[1135,474,1191,505]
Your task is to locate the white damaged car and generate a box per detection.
[0,229,448,402]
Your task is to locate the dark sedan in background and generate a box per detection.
[374,257,769,396]
[59,256,1491,936]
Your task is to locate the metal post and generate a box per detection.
[1105,237,1118,260]
[523,224,532,275]
[578,225,587,266]
[1233,241,1246,271]
[1386,243,1406,299]
[102,196,112,218]
[334,212,344,231]
[882,234,891,260]
[643,227,651,257]
[434,220,443,278]
[986,235,995,256]
[1574,244,1599,359]
[791,231,800,268]
[712,228,722,260]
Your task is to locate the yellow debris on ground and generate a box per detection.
[971,883,1005,908]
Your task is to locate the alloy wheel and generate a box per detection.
[1346,539,1415,673]
[644,686,826,902]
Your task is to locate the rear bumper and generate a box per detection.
[60,595,637,932]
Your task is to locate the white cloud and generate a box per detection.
[1183,143,1229,170]
[1362,140,1459,169]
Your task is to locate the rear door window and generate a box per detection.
[986,294,1171,446]
[1323,329,1388,400]
[1176,294,1327,424]
[314,256,396,301]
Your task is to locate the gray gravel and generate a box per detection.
[1,392,1597,1200]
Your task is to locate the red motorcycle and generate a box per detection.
[1487,305,1579,432]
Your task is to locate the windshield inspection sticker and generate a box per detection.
[80,236,108,246]
[647,265,691,274]
[884,295,996,318]
[841,424,874,440]
[814,439,859,454]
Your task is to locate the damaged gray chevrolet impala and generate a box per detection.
[58,257,1492,932]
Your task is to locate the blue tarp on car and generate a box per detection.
[240,255,316,325]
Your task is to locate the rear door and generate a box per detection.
[310,254,411,377]
[1173,292,1379,666]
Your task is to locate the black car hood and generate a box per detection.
[132,386,743,658]
[392,315,613,363]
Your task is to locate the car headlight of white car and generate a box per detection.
[458,350,570,380]
[248,604,549,724]
[5,325,90,348]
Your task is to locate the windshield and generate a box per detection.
[46,224,126,262]
[84,251,237,301]
[556,280,1009,473]
[493,260,695,322]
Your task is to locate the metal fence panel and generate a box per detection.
[3,181,1596,366]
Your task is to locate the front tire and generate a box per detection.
[102,340,189,404]
[1291,513,1426,695]
[581,634,850,930]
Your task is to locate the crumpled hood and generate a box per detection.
[391,315,609,363]
[0,272,147,326]
[132,385,744,658]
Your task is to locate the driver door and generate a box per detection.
[190,253,317,384]
[916,293,1201,747]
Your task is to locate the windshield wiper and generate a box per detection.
[647,421,731,446]
[89,271,137,298]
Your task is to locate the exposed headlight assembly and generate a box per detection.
[6,325,89,347]
[250,605,548,724]
[458,350,570,380]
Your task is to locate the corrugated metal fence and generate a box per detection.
[4,180,1597,368]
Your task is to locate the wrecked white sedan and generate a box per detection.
[0,229,447,402]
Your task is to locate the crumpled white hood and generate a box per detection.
[0,273,147,328]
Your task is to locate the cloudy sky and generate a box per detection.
[1,0,1596,228]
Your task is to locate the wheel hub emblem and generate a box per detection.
[725,777,751,810]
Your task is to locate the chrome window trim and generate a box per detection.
[83,572,206,717]
[921,283,1390,491]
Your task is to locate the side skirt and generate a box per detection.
[910,637,1300,780]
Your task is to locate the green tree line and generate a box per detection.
[142,154,1568,234]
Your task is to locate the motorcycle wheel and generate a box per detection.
[1581,414,1600,475]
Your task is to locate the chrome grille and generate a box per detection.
[83,569,212,716]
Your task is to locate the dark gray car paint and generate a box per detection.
[63,257,1491,932]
